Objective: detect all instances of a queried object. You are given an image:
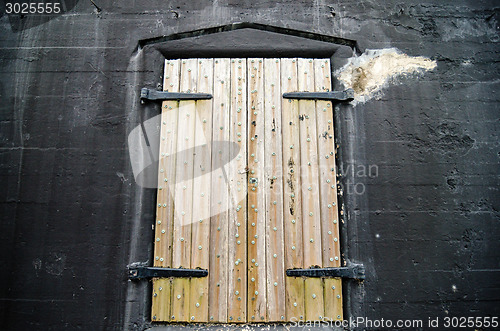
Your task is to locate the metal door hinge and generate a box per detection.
[140,88,213,102]
[128,266,208,280]
[286,263,365,280]
[283,89,354,102]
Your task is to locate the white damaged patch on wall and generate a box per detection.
[335,48,437,104]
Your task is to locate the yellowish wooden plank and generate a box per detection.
[189,278,208,323]
[171,58,198,322]
[304,278,325,321]
[285,277,305,322]
[227,58,248,323]
[298,58,323,321]
[208,58,231,323]
[152,278,173,322]
[323,278,343,321]
[264,58,285,322]
[247,58,267,323]
[280,58,305,322]
[152,58,181,322]
[314,58,343,321]
[189,58,214,323]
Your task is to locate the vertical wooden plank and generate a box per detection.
[297,58,324,321]
[189,58,214,323]
[227,58,248,323]
[247,58,267,322]
[314,58,343,321]
[152,59,180,322]
[314,58,340,268]
[297,58,323,268]
[171,58,198,322]
[323,278,343,321]
[152,278,173,322]
[304,278,325,321]
[281,58,305,322]
[264,58,285,322]
[208,58,231,323]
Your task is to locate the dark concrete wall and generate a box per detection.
[0,1,498,330]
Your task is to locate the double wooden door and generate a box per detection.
[152,58,342,323]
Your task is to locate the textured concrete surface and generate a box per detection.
[0,1,499,330]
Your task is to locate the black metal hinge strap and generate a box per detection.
[286,264,365,280]
[283,89,354,102]
[128,266,208,280]
[140,88,212,101]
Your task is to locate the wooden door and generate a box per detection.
[151,58,342,323]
